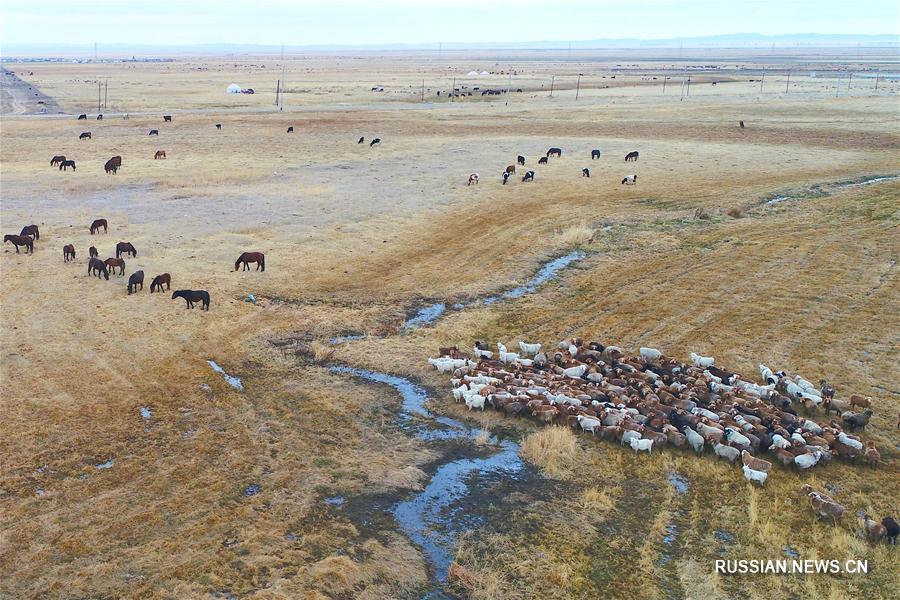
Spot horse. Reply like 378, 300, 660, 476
127, 270, 144, 294
358, 136, 365, 144
172, 289, 210, 310
370, 138, 381, 146
622, 175, 637, 185
522, 171, 535, 182
467, 173, 480, 186
20, 225, 39, 240
235, 251, 265, 272
150, 273, 171, 293
4, 234, 34, 254
59, 160, 76, 171
50, 155, 66, 166
104, 156, 122, 174
154, 150, 166, 160
538, 156, 548, 165
96, 114, 103, 120
149, 129, 159, 136
215, 124, 222, 130
625, 151, 639, 162
79, 132, 91, 140
502, 171, 510, 185
505, 165, 516, 175
104, 257, 126, 276
546, 147, 562, 158
63, 244, 76, 262
287, 126, 294, 133
517, 155, 525, 166
77, 114, 87, 120
739, 121, 745, 129
88, 257, 109, 279
582, 168, 590, 177
163, 115, 172, 122
591, 149, 601, 160
89, 246, 98, 258
116, 242, 137, 258
90, 219, 108, 234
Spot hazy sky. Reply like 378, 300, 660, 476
2, 0, 898, 46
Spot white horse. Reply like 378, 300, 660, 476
621, 175, 637, 185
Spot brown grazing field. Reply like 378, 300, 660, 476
1, 50, 898, 599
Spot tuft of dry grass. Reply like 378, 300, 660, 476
519, 426, 581, 479
308, 340, 337, 364
556, 221, 594, 248
726, 206, 745, 218
581, 487, 615, 513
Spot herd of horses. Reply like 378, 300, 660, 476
473, 148, 640, 187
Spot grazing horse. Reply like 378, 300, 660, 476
150, 273, 171, 293
88, 257, 109, 279
591, 149, 601, 160
77, 114, 87, 120
357, 136, 365, 144
89, 246, 98, 258
215, 124, 222, 130
154, 150, 166, 160
63, 244, 76, 262
547, 147, 562, 158
116, 242, 137, 258
149, 129, 159, 136
739, 120, 745, 129
582, 168, 590, 177
370, 138, 381, 146
287, 126, 294, 133
517, 155, 525, 166
20, 225, 39, 240
502, 171, 510, 185
235, 251, 265, 272
96, 114, 103, 120
522, 170, 535, 182
104, 257, 126, 276
90, 219, 108, 234
172, 289, 210, 310
59, 160, 76, 171
50, 155, 66, 166
127, 271, 144, 294
104, 155, 122, 174
79, 132, 91, 140
505, 165, 516, 175
538, 156, 548, 165
4, 235, 34, 254
625, 151, 639, 162
467, 173, 480, 186
622, 175, 637, 185
163, 115, 172, 122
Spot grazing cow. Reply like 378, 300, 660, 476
287, 126, 294, 133
96, 114, 103, 120
154, 150, 166, 160
127, 270, 144, 294
163, 115, 172, 122
50, 155, 66, 166
116, 242, 137, 258
89, 246, 98, 258
215, 124, 222, 130
150, 273, 171, 293
104, 156, 122, 174
517, 155, 525, 166
370, 138, 381, 146
90, 219, 108, 234
104, 257, 126, 276
591, 149, 601, 159
79, 132, 91, 140
502, 172, 510, 185
63, 244, 76, 262
172, 289, 210, 310
4, 235, 34, 254
625, 151, 639, 162
582, 168, 590, 178
739, 121, 745, 129
59, 160, 76, 171
467, 173, 479, 186
538, 156, 548, 165
358, 136, 365, 144
546, 147, 562, 158
505, 165, 516, 175
87, 257, 109, 279
522, 170, 534, 182
149, 129, 159, 136
20, 225, 39, 240
235, 251, 265, 271
622, 175, 637, 185
77, 114, 87, 120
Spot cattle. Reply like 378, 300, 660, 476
163, 115, 172, 122
370, 138, 381, 146
287, 126, 294, 133
149, 129, 159, 136
104, 156, 122, 174
502, 172, 510, 185
625, 151, 639, 162
538, 156, 548, 165
77, 114, 87, 120
591, 149, 601, 160
546, 147, 562, 158
522, 171, 535, 182
79, 132, 91, 140
215, 124, 222, 130
467, 173, 479, 186
582, 168, 590, 177
517, 155, 525, 166
621, 175, 637, 185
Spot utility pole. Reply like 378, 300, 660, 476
575, 73, 581, 100
785, 71, 790, 94
760, 70, 765, 93
421, 79, 425, 103
450, 77, 455, 102
97, 81, 101, 112
680, 76, 686, 100
847, 72, 852, 92
875, 73, 880, 91
662, 76, 666, 94
505, 66, 512, 106
686, 75, 690, 97
549, 75, 555, 98
280, 61, 286, 111
104, 79, 108, 108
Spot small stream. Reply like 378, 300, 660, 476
330, 366, 528, 594
763, 174, 898, 206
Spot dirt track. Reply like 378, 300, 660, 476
1, 68, 61, 115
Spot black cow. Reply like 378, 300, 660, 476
522, 170, 534, 182
149, 129, 159, 136
517, 155, 525, 166
591, 149, 601, 159
79, 132, 91, 140
582, 168, 590, 178
370, 138, 381, 146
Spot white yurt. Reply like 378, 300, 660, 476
467, 70, 479, 77
226, 83, 242, 94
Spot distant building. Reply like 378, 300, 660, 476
227, 83, 241, 94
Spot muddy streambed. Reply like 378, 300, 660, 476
762, 174, 898, 206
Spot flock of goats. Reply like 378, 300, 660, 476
467, 148, 639, 186
427, 338, 897, 541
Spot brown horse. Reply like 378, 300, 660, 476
4, 234, 34, 254
90, 219, 108, 234
88, 257, 109, 279
154, 150, 166, 160
104, 257, 126, 275
505, 165, 516, 175
235, 251, 265, 272
20, 225, 39, 240
128, 270, 144, 294
116, 242, 137, 258
150, 273, 171, 293
89, 246, 98, 258
104, 156, 122, 174
50, 155, 66, 166
63, 244, 76, 262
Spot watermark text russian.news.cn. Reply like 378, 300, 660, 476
716, 559, 869, 575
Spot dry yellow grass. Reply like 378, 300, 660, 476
520, 426, 582, 478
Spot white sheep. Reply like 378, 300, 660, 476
428, 357, 466, 372
769, 434, 791, 450
690, 352, 715, 368
514, 357, 534, 367
758, 364, 778, 385
576, 415, 602, 435
621, 430, 642, 446
793, 375, 817, 392
630, 437, 653, 454
684, 427, 705, 453
794, 450, 822, 469
639, 347, 662, 363
452, 384, 469, 402
464, 394, 486, 411
837, 432, 863, 450
742, 464, 768, 486
800, 419, 823, 435
472, 346, 493, 359
500, 350, 520, 363
563, 364, 588, 379
714, 442, 741, 463
724, 427, 750, 448
518, 341, 542, 356
691, 407, 720, 421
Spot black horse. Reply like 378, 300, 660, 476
538, 157, 548, 165
357, 136, 364, 144
4, 234, 34, 254
116, 241, 137, 258
287, 126, 294, 133
20, 225, 40, 240
77, 114, 87, 120
59, 160, 76, 171
88, 257, 109, 279
370, 138, 381, 147
172, 289, 210, 310
149, 129, 159, 136
79, 132, 91, 140
128, 270, 144, 294
625, 151, 639, 162
163, 115, 172, 122
546, 147, 562, 158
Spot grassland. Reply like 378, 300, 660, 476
1, 51, 898, 599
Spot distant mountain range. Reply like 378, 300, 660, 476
3, 33, 898, 56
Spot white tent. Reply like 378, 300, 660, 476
226, 83, 242, 94
467, 70, 479, 77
